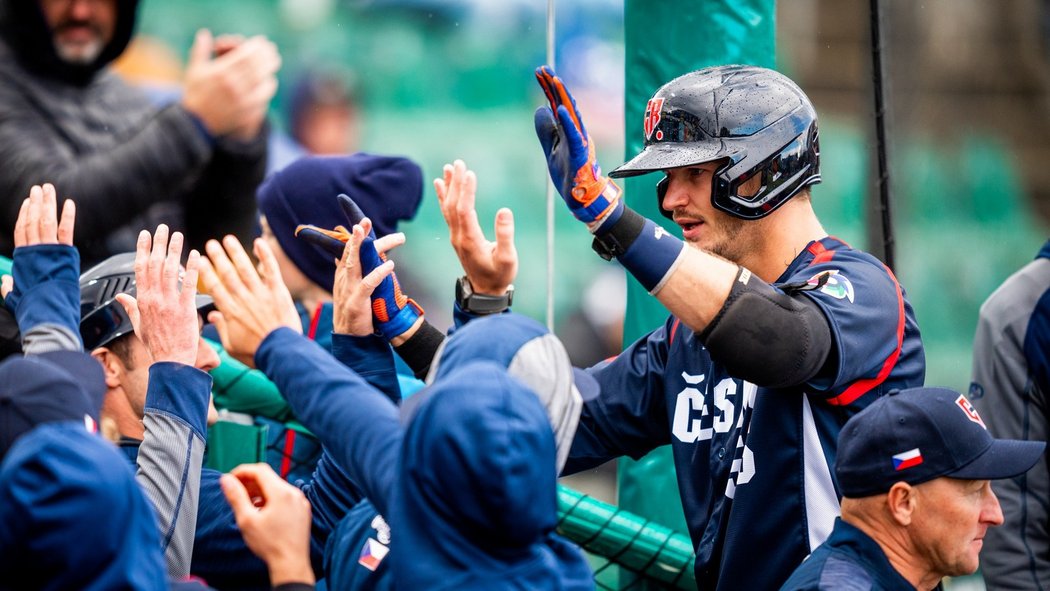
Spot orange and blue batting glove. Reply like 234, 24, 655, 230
534, 65, 623, 227
295, 194, 423, 341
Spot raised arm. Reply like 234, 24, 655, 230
113, 225, 212, 578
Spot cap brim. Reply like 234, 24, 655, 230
571, 367, 600, 402
609, 141, 729, 179
35, 351, 105, 420
951, 439, 1046, 481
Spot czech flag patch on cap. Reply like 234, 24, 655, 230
358, 537, 390, 572
892, 448, 923, 471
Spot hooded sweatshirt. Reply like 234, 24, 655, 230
0, 0, 266, 264
393, 361, 594, 590
0, 423, 169, 590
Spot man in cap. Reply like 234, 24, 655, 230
780, 386, 1045, 590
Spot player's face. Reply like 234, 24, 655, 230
259, 215, 314, 300
38, 0, 117, 65
909, 478, 1003, 578
661, 162, 752, 263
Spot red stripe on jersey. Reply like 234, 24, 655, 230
826, 263, 906, 406
280, 430, 297, 479
307, 301, 324, 340
669, 317, 681, 345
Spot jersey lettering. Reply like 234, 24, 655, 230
672, 372, 710, 443
725, 381, 758, 499
713, 378, 736, 433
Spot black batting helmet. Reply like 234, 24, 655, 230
79, 253, 214, 350
610, 65, 821, 220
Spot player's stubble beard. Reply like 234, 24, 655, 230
683, 213, 750, 265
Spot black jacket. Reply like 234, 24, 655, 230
0, 0, 266, 265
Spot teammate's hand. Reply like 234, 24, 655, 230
199, 236, 301, 367
220, 463, 314, 586
435, 160, 516, 295
113, 225, 202, 366
295, 194, 422, 341
534, 65, 622, 225
330, 217, 397, 337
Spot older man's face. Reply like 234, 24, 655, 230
38, 0, 117, 64
910, 478, 1004, 577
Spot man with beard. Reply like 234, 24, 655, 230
0, 0, 280, 266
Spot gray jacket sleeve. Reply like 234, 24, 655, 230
0, 82, 212, 244
136, 362, 213, 579
971, 257, 1050, 591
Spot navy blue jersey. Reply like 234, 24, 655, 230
778, 518, 917, 590
566, 237, 925, 591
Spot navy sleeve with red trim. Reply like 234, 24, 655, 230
783, 241, 919, 406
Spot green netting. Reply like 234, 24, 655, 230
557, 486, 695, 590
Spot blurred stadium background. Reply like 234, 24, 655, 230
122, 1, 1050, 588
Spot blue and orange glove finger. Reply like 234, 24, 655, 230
534, 65, 622, 224
336, 194, 371, 236
535, 65, 587, 138
358, 236, 422, 340
294, 224, 353, 260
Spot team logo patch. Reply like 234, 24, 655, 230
644, 98, 665, 141
807, 270, 854, 303
892, 448, 923, 471
358, 537, 390, 572
955, 395, 987, 429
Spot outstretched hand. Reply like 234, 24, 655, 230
199, 236, 301, 367
534, 65, 622, 226
295, 193, 422, 341
435, 159, 517, 295
2, 183, 76, 300
221, 463, 314, 585
113, 225, 202, 366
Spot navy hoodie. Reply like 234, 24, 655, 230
0, 423, 168, 590
393, 361, 593, 590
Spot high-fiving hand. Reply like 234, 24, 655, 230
295, 194, 422, 341
435, 159, 517, 295
534, 65, 622, 226
113, 225, 203, 366
199, 236, 301, 367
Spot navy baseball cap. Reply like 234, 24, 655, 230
0, 351, 105, 461
836, 386, 1046, 497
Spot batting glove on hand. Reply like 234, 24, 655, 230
295, 194, 423, 341
534, 65, 622, 225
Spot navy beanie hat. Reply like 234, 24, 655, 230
256, 153, 424, 292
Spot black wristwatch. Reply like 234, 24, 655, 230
455, 276, 514, 315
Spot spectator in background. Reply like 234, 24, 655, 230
287, 70, 360, 155
969, 239, 1050, 590
780, 387, 1045, 591
0, 0, 281, 266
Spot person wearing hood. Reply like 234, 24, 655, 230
199, 235, 595, 590
0, 0, 280, 266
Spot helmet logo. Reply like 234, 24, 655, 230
644, 98, 665, 141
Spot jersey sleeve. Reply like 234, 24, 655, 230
787, 251, 907, 404
563, 320, 673, 475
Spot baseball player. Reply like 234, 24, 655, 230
525, 65, 927, 590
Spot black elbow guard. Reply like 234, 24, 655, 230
699, 268, 832, 388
